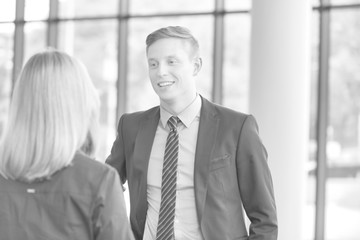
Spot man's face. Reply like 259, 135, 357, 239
147, 38, 200, 105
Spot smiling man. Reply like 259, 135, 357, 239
106, 26, 278, 240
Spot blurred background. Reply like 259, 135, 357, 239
0, 0, 359, 239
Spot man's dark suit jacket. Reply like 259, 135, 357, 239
106, 96, 278, 240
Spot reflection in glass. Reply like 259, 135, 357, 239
307, 10, 320, 240
58, 0, 118, 18
223, 14, 250, 112
24, 22, 47, 62
127, 16, 213, 113
24, 0, 49, 21
58, 20, 118, 161
0, 0, 15, 22
130, 0, 213, 14
225, 0, 251, 10
313, 0, 320, 7
326, 8, 360, 239
330, 0, 360, 5
0, 24, 14, 138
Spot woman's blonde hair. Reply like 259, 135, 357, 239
0, 49, 100, 182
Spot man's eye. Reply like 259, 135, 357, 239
149, 62, 158, 68
168, 59, 178, 65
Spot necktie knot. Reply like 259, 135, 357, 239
168, 116, 179, 132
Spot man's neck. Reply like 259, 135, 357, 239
160, 93, 198, 116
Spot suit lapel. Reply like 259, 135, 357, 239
131, 101, 219, 228
133, 107, 160, 228
194, 97, 219, 223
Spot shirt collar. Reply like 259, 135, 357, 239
160, 94, 201, 129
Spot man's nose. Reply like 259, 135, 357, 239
157, 63, 168, 76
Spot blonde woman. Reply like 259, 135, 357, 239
0, 49, 134, 240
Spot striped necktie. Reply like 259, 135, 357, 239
156, 116, 180, 240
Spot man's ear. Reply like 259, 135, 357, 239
193, 57, 202, 76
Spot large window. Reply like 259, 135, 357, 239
0, 0, 250, 162
309, 0, 360, 239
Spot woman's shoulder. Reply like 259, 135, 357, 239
56, 152, 118, 189
71, 152, 117, 175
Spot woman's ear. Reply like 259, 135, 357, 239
193, 57, 202, 76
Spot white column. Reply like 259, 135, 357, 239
249, 1, 311, 240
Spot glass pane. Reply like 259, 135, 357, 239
24, 22, 47, 62
225, 0, 251, 10
0, 0, 15, 22
223, 14, 250, 112
59, 0, 118, 18
313, 0, 320, 7
58, 20, 118, 161
0, 23, 14, 137
306, 10, 320, 240
128, 16, 213, 113
330, 0, 360, 4
326, 8, 360, 239
130, 0, 214, 14
25, 0, 49, 21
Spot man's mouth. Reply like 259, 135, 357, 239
158, 81, 175, 87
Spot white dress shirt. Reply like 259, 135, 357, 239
143, 95, 204, 240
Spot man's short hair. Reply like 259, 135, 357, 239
145, 26, 200, 57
